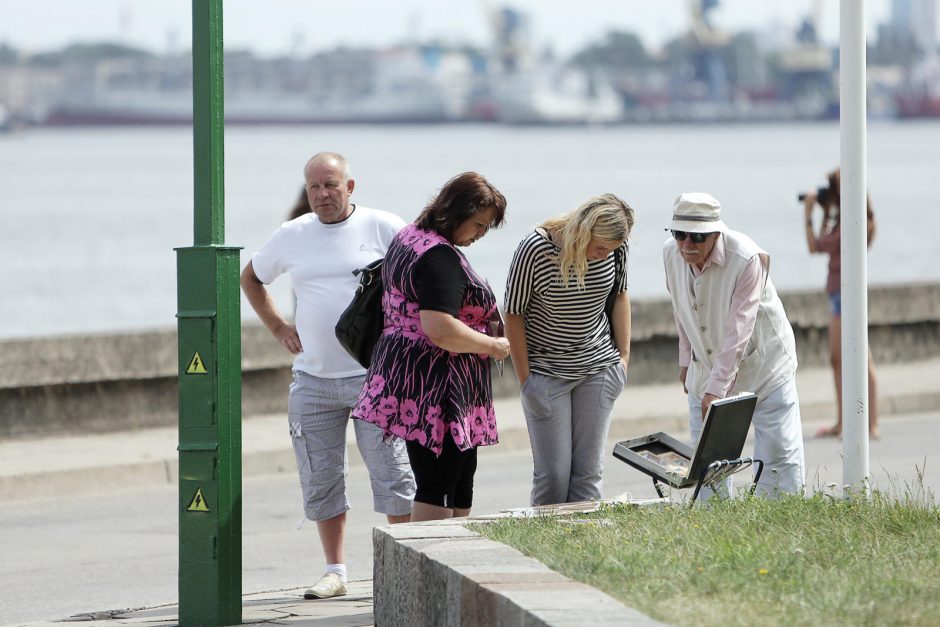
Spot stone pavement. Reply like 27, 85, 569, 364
4, 358, 938, 502
19, 580, 376, 627
4, 358, 939, 626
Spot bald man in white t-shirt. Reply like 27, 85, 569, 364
241, 152, 415, 600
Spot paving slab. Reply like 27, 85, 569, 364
4, 359, 940, 626
3, 358, 938, 501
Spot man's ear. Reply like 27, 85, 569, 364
347, 179, 355, 195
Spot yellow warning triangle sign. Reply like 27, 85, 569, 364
186, 352, 208, 374
187, 488, 210, 512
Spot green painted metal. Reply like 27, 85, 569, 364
176, 1, 243, 625
192, 0, 225, 247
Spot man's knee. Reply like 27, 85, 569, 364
292, 425, 350, 521
302, 483, 349, 521
358, 429, 415, 514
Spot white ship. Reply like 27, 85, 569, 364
43, 48, 461, 126
492, 65, 623, 125
896, 54, 940, 119
481, 5, 624, 125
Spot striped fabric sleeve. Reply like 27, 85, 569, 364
502, 230, 622, 378
615, 241, 629, 293
503, 232, 540, 315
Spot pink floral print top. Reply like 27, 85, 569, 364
351, 224, 499, 455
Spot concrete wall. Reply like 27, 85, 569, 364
372, 523, 662, 626
0, 327, 291, 439
627, 281, 940, 386
2, 282, 938, 439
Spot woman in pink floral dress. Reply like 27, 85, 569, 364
352, 172, 509, 521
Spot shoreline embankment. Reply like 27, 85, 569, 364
2, 282, 938, 440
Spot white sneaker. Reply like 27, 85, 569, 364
304, 572, 347, 599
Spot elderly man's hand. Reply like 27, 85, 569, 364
701, 393, 720, 420
679, 367, 688, 394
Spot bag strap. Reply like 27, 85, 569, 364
352, 258, 384, 284
610, 245, 624, 298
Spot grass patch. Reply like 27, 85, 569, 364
473, 490, 940, 626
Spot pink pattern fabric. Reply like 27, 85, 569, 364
352, 224, 499, 455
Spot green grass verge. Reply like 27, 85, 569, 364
473, 491, 940, 626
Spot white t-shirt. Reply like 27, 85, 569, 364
251, 205, 406, 378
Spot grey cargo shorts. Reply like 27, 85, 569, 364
288, 370, 415, 521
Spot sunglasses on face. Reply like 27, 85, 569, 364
671, 230, 712, 244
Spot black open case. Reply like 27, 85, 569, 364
613, 393, 764, 503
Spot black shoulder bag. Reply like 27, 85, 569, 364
604, 246, 625, 344
334, 258, 384, 368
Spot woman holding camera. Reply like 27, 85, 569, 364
803, 168, 879, 439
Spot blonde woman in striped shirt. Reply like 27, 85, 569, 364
504, 193, 634, 506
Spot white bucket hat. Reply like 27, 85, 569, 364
668, 192, 728, 234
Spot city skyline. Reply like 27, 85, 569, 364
2, 0, 901, 57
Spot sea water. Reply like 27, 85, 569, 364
1, 120, 938, 339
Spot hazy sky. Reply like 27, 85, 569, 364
2, 1, 896, 57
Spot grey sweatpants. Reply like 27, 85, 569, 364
520, 363, 626, 506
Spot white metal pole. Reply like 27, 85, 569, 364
839, 0, 870, 496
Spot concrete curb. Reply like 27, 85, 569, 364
373, 520, 665, 626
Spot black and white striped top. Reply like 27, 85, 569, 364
504, 229, 628, 379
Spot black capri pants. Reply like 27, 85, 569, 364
405, 434, 477, 509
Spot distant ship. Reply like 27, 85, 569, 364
480, 5, 623, 125
42, 48, 460, 126
896, 92, 940, 118
491, 65, 623, 125
895, 56, 940, 119
43, 83, 453, 126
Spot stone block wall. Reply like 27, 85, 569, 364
1, 282, 937, 439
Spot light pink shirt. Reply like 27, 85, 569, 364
672, 234, 767, 398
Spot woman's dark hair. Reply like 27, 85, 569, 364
414, 172, 507, 239
826, 169, 841, 208
287, 185, 312, 221
824, 168, 873, 229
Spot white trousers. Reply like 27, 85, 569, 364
688, 373, 805, 499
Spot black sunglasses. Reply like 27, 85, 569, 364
671, 230, 712, 244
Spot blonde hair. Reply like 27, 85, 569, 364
540, 193, 635, 289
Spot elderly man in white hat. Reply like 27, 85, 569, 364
663, 192, 805, 497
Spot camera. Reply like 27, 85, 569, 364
798, 186, 830, 206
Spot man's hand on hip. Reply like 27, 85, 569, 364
273, 323, 302, 355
